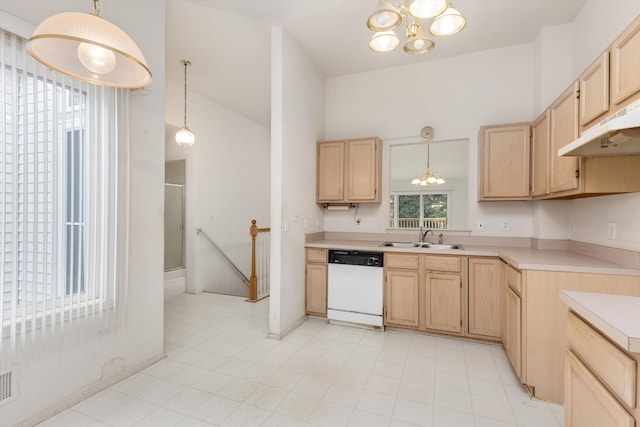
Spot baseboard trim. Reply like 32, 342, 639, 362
267, 316, 306, 340
17, 352, 167, 427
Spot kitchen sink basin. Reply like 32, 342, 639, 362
422, 243, 464, 250
380, 242, 420, 248
380, 242, 464, 250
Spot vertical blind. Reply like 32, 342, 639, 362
0, 28, 129, 349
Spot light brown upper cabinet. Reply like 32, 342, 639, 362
316, 137, 381, 204
610, 15, 640, 109
531, 110, 550, 197
478, 123, 531, 200
579, 52, 609, 130
549, 82, 580, 194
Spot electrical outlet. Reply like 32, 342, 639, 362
608, 222, 616, 240
477, 220, 484, 231
502, 221, 510, 231
569, 220, 575, 233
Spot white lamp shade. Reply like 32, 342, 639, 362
369, 30, 400, 52
404, 25, 435, 54
408, 0, 448, 19
430, 3, 467, 37
27, 12, 152, 88
366, 2, 402, 32
176, 126, 195, 147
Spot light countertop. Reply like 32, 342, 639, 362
305, 240, 640, 276
561, 291, 640, 353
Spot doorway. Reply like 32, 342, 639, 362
164, 160, 186, 272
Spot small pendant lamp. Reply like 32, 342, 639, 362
175, 60, 195, 147
27, 0, 152, 89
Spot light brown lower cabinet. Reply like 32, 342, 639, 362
385, 268, 420, 328
504, 286, 522, 379
305, 248, 327, 316
468, 258, 502, 339
564, 311, 638, 427
424, 273, 461, 333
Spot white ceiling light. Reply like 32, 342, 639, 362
27, 0, 152, 89
367, 0, 466, 54
176, 60, 195, 148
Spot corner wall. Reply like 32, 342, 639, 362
270, 27, 325, 337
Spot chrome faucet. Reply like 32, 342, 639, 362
438, 233, 443, 245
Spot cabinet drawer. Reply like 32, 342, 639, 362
385, 253, 419, 270
425, 255, 460, 272
505, 264, 522, 294
567, 311, 637, 408
306, 248, 327, 263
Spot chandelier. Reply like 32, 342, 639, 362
27, 0, 152, 88
175, 60, 195, 147
411, 144, 445, 186
367, 0, 466, 54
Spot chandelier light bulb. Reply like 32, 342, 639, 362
77, 42, 116, 75
176, 126, 195, 147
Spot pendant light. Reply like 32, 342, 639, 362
176, 60, 195, 147
27, 0, 152, 88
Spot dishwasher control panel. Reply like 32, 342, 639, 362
328, 250, 384, 267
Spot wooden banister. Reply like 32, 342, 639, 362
249, 219, 271, 302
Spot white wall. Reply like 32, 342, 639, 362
270, 27, 325, 337
325, 44, 537, 236
165, 80, 271, 296
0, 2, 167, 425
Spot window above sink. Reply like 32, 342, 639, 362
389, 139, 469, 231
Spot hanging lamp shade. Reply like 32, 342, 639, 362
408, 0, 448, 19
404, 24, 435, 54
366, 1, 402, 32
27, 11, 152, 88
429, 2, 467, 37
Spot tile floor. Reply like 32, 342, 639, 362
38, 279, 564, 427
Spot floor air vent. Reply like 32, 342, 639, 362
0, 367, 17, 406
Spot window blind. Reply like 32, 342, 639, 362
0, 28, 129, 350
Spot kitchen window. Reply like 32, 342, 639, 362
389, 192, 449, 229
0, 28, 129, 343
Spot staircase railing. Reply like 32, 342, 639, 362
196, 228, 250, 287
249, 220, 271, 302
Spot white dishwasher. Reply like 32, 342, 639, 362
327, 249, 384, 329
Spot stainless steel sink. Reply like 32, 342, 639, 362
422, 243, 464, 250
380, 242, 420, 248
380, 242, 464, 250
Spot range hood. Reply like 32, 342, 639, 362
559, 99, 640, 157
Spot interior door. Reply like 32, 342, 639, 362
164, 184, 184, 271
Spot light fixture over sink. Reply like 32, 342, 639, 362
367, 0, 466, 54
27, 0, 152, 88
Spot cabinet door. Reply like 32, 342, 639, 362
505, 286, 522, 379
565, 351, 634, 427
468, 258, 501, 338
611, 15, 640, 107
317, 141, 345, 202
305, 263, 327, 316
347, 138, 380, 202
425, 273, 462, 334
385, 269, 420, 328
531, 110, 550, 197
479, 124, 531, 199
579, 52, 610, 128
549, 82, 580, 193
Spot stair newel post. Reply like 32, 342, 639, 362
249, 219, 258, 301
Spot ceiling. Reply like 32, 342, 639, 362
1, 0, 586, 127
